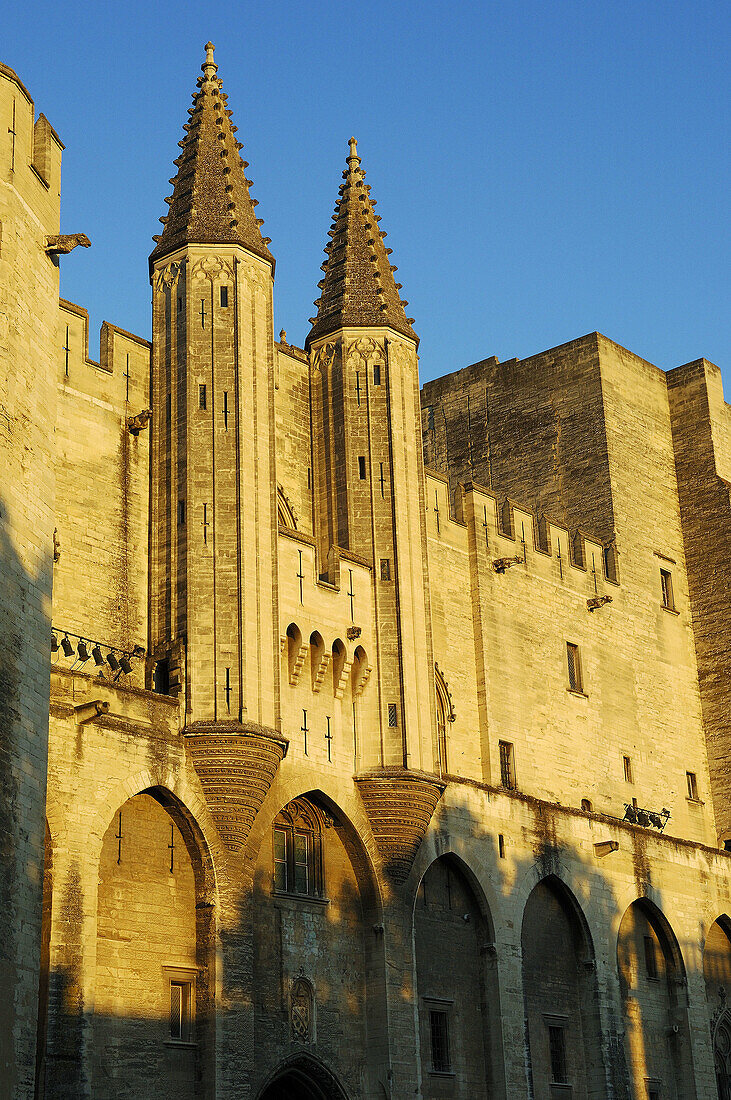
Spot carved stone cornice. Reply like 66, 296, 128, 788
185, 721, 288, 852
355, 767, 446, 884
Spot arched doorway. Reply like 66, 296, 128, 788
258, 1054, 349, 1099
521, 875, 604, 1098
703, 917, 731, 1099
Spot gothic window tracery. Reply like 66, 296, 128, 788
273, 799, 325, 898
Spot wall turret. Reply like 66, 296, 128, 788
149, 44, 280, 751
306, 139, 436, 777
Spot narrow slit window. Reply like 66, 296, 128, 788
178, 500, 186, 526
166, 393, 171, 424
429, 1010, 451, 1073
177, 296, 183, 314
358, 455, 367, 480
380, 558, 391, 581
220, 285, 229, 307
623, 755, 633, 783
644, 934, 658, 979
660, 569, 675, 610
548, 1024, 568, 1084
199, 383, 207, 409
388, 703, 398, 727
373, 364, 381, 386
498, 833, 505, 859
686, 771, 698, 800
499, 740, 515, 790
567, 642, 583, 692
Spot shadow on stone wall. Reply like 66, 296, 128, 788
34, 764, 731, 1099
0, 492, 54, 1098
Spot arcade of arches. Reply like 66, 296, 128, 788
34, 791, 731, 1099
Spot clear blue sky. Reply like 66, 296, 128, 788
5, 0, 729, 384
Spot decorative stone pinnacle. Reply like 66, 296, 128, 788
202, 42, 217, 78
348, 136, 360, 168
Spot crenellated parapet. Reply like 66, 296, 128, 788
355, 768, 446, 884
426, 470, 620, 589
185, 722, 288, 853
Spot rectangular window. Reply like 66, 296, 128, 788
373, 364, 381, 386
220, 285, 229, 308
686, 771, 698, 800
388, 703, 398, 727
647, 1088, 661, 1100
170, 980, 192, 1042
567, 642, 583, 692
178, 500, 186, 526
623, 755, 633, 783
380, 558, 391, 581
548, 1024, 568, 1084
358, 455, 367, 480
199, 383, 207, 409
429, 1010, 451, 1072
273, 826, 288, 892
660, 569, 674, 610
294, 832, 309, 894
499, 740, 515, 790
644, 934, 658, 979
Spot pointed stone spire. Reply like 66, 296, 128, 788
150, 42, 274, 269
306, 138, 417, 349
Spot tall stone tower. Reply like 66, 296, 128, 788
149, 45, 285, 850
0, 62, 64, 1097
306, 139, 436, 774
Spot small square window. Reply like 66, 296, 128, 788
170, 979, 192, 1042
567, 642, 583, 692
686, 771, 698, 800
199, 383, 207, 410
380, 558, 391, 581
429, 1009, 451, 1073
647, 1087, 661, 1100
644, 934, 658, 979
548, 1024, 568, 1084
358, 456, 367, 480
623, 755, 633, 784
660, 569, 674, 610
220, 285, 229, 308
388, 703, 398, 727
499, 740, 516, 790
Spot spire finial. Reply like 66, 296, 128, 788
347, 136, 361, 171
202, 42, 217, 79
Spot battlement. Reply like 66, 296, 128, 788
58, 299, 149, 413
425, 468, 619, 588
1, 62, 63, 227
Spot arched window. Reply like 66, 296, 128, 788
286, 623, 302, 684
273, 799, 324, 898
331, 639, 346, 697
435, 665, 454, 776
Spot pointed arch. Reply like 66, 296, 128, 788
434, 663, 455, 776
277, 486, 298, 529
256, 1051, 350, 1100
522, 874, 605, 1096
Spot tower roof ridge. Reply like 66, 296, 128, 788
150, 42, 274, 271
306, 138, 417, 349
